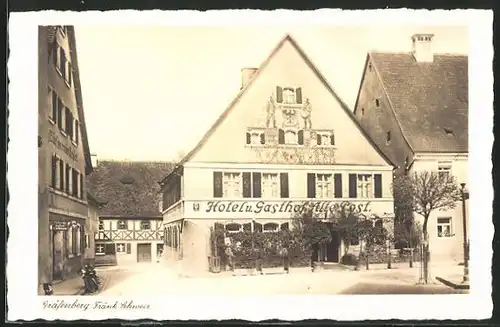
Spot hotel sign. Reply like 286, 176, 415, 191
48, 129, 78, 161
205, 200, 372, 215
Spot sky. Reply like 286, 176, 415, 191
74, 25, 468, 162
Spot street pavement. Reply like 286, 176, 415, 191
98, 262, 469, 296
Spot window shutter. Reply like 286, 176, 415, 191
65, 164, 71, 193
59, 159, 64, 190
348, 174, 357, 198
246, 132, 251, 144
317, 134, 321, 145
334, 173, 343, 198
213, 172, 223, 198
295, 87, 302, 104
51, 155, 58, 188
298, 130, 304, 145
126, 243, 131, 254
51, 91, 58, 121
57, 99, 63, 130
276, 86, 283, 103
330, 132, 335, 145
260, 133, 265, 145
252, 172, 261, 198
307, 173, 316, 198
242, 172, 252, 198
280, 173, 289, 198
278, 129, 285, 144
374, 174, 382, 198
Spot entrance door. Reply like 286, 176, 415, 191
326, 231, 340, 263
52, 230, 64, 280
137, 243, 152, 263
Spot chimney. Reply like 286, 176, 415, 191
90, 153, 98, 167
241, 68, 258, 89
411, 33, 434, 63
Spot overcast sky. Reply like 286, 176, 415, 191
74, 25, 468, 161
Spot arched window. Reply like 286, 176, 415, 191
117, 220, 127, 230
225, 223, 241, 233
263, 222, 279, 232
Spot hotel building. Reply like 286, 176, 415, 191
160, 34, 396, 274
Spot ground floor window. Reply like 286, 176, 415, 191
95, 243, 116, 255
116, 243, 126, 253
96, 243, 105, 255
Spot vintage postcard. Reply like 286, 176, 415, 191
7, 9, 493, 321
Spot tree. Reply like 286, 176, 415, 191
393, 171, 461, 283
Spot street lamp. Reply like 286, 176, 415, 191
460, 182, 469, 283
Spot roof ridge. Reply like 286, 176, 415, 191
369, 50, 468, 57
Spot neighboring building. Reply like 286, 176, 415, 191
160, 34, 396, 274
38, 26, 94, 292
86, 159, 174, 266
353, 33, 469, 262
85, 192, 106, 265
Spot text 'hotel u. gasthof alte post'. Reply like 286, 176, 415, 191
159, 34, 396, 274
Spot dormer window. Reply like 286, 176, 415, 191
276, 86, 303, 105
246, 129, 265, 145
316, 130, 335, 146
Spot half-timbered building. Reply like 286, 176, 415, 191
86, 158, 174, 266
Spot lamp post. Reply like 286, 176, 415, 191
460, 183, 469, 283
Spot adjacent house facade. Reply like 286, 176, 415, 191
353, 33, 469, 263
161, 34, 396, 274
86, 159, 174, 266
38, 26, 94, 292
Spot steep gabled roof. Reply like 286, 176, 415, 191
66, 26, 94, 175
86, 161, 175, 217
160, 34, 395, 184
368, 52, 468, 153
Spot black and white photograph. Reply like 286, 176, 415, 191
7, 9, 493, 321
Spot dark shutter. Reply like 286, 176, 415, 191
126, 243, 131, 254
307, 173, 316, 198
280, 173, 289, 198
295, 87, 302, 104
105, 243, 115, 255
65, 164, 71, 193
52, 91, 57, 121
59, 159, 64, 190
60, 50, 66, 76
260, 133, 265, 145
252, 172, 261, 198
317, 134, 322, 145
79, 173, 83, 198
348, 174, 357, 198
243, 172, 252, 198
57, 99, 63, 130
51, 155, 57, 188
246, 132, 251, 144
298, 130, 304, 145
278, 129, 285, 144
334, 173, 343, 198
276, 86, 283, 103
213, 172, 223, 198
330, 132, 335, 145
374, 174, 382, 198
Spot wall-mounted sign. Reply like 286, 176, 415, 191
48, 129, 78, 161
52, 221, 69, 231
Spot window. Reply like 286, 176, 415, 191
246, 130, 265, 145
71, 169, 78, 197
223, 172, 242, 198
117, 220, 128, 230
357, 174, 373, 199
280, 223, 289, 231
316, 131, 335, 146
386, 131, 391, 144
316, 174, 333, 198
282, 88, 296, 104
99, 220, 104, 230
65, 163, 72, 194
263, 222, 279, 232
65, 107, 73, 138
96, 243, 105, 255
437, 217, 452, 237
58, 159, 65, 190
262, 173, 279, 198
65, 60, 72, 86
225, 223, 241, 233
49, 87, 57, 123
57, 98, 64, 131
116, 243, 126, 253
285, 130, 297, 145
140, 220, 151, 230
438, 161, 452, 179
75, 225, 81, 255
375, 99, 380, 107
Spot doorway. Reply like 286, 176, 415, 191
52, 230, 64, 280
311, 230, 340, 263
137, 243, 152, 263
